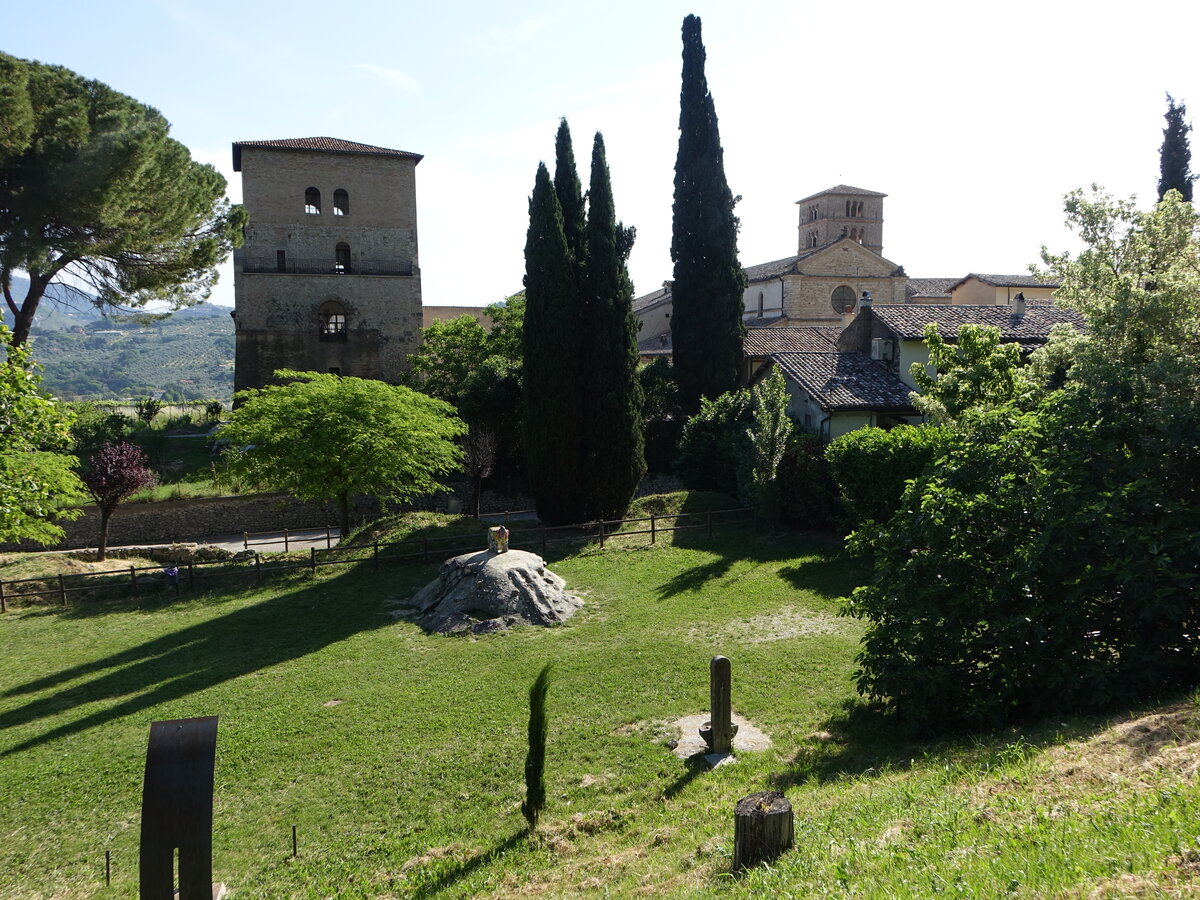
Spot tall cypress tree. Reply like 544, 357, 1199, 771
523, 162, 584, 523
554, 119, 587, 268
1159, 95, 1195, 202
670, 13, 747, 414
579, 132, 645, 520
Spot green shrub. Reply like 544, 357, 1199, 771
825, 424, 954, 528
675, 388, 752, 493
777, 430, 840, 529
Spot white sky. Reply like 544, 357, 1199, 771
7, 0, 1199, 308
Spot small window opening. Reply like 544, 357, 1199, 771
757, 291, 764, 317
333, 189, 349, 216
335, 242, 351, 274
276, 250, 286, 273
319, 300, 347, 341
807, 231, 819, 248
809, 204, 819, 222
305, 187, 321, 214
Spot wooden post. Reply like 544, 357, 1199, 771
57, 574, 67, 606
105, 849, 111, 886
326, 524, 332, 550
0, 580, 6, 613
283, 528, 289, 552
710, 656, 732, 754
599, 520, 606, 549
254, 553, 261, 584
651, 515, 657, 545
291, 824, 298, 858
732, 791, 793, 871
243, 532, 248, 550
130, 566, 137, 595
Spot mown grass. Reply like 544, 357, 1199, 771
2, 526, 1199, 899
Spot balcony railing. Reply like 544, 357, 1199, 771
240, 256, 414, 277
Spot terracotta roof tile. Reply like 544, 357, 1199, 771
744, 326, 839, 355
905, 277, 958, 300
869, 304, 1086, 343
773, 352, 916, 413
232, 137, 422, 170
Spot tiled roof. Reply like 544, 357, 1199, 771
772, 352, 916, 413
232, 137, 422, 170
744, 249, 819, 282
742, 314, 788, 327
637, 331, 673, 354
869, 304, 1086, 343
744, 326, 839, 355
633, 283, 672, 312
946, 273, 1061, 291
905, 277, 958, 300
796, 184, 888, 204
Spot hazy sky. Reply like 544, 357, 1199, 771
6, 0, 1199, 308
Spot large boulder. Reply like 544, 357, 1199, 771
411, 549, 583, 635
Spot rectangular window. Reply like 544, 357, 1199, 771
276, 250, 286, 273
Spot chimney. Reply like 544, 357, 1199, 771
1012, 291, 1026, 317
860, 290, 873, 309
840, 303, 855, 329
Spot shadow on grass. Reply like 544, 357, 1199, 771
767, 695, 1154, 792
410, 829, 529, 899
0, 565, 427, 756
661, 755, 708, 799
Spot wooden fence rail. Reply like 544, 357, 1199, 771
1, 508, 753, 610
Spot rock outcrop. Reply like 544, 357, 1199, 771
411, 549, 583, 635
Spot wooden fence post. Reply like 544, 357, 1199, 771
243, 532, 249, 550
326, 525, 332, 550
1, 580, 7, 613
651, 515, 657, 545
59, 574, 68, 606
130, 567, 137, 595
283, 528, 289, 552
599, 520, 606, 549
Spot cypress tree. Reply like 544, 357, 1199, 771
1158, 94, 1194, 202
579, 132, 646, 520
670, 13, 748, 414
554, 119, 587, 268
523, 162, 584, 523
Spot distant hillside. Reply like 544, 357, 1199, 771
25, 306, 235, 401
2, 275, 105, 332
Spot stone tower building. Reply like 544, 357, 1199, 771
231, 136, 424, 392
796, 185, 886, 255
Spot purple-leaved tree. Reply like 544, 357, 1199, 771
81, 442, 155, 560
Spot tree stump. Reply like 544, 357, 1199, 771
732, 790, 793, 871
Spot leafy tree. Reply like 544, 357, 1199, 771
743, 369, 793, 527
0, 52, 245, 346
406, 315, 490, 403
676, 387, 753, 493
1158, 94, 1195, 203
1, 326, 84, 544
484, 292, 526, 364
523, 162, 584, 524
521, 663, 553, 830
135, 396, 165, 425
461, 424, 498, 519
777, 430, 840, 529
639, 358, 684, 473
909, 323, 1032, 425
80, 441, 154, 560
222, 371, 464, 533
67, 402, 136, 460
204, 400, 224, 422
847, 188, 1200, 730
578, 132, 645, 520
670, 14, 747, 414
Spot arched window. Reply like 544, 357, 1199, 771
807, 231, 819, 248
319, 300, 347, 340
305, 187, 321, 214
333, 189, 349, 216
335, 242, 351, 274
831, 285, 856, 315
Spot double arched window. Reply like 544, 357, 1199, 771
333, 189, 349, 216
305, 187, 321, 214
319, 300, 347, 340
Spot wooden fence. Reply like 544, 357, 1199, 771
0, 508, 754, 611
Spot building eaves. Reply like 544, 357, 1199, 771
870, 304, 1086, 342
233, 136, 423, 171
772, 352, 916, 413
945, 272, 1062, 292
795, 184, 888, 205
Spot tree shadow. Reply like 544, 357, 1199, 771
0, 565, 424, 756
661, 754, 709, 799
409, 829, 529, 899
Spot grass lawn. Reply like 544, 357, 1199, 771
2, 525, 1200, 898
